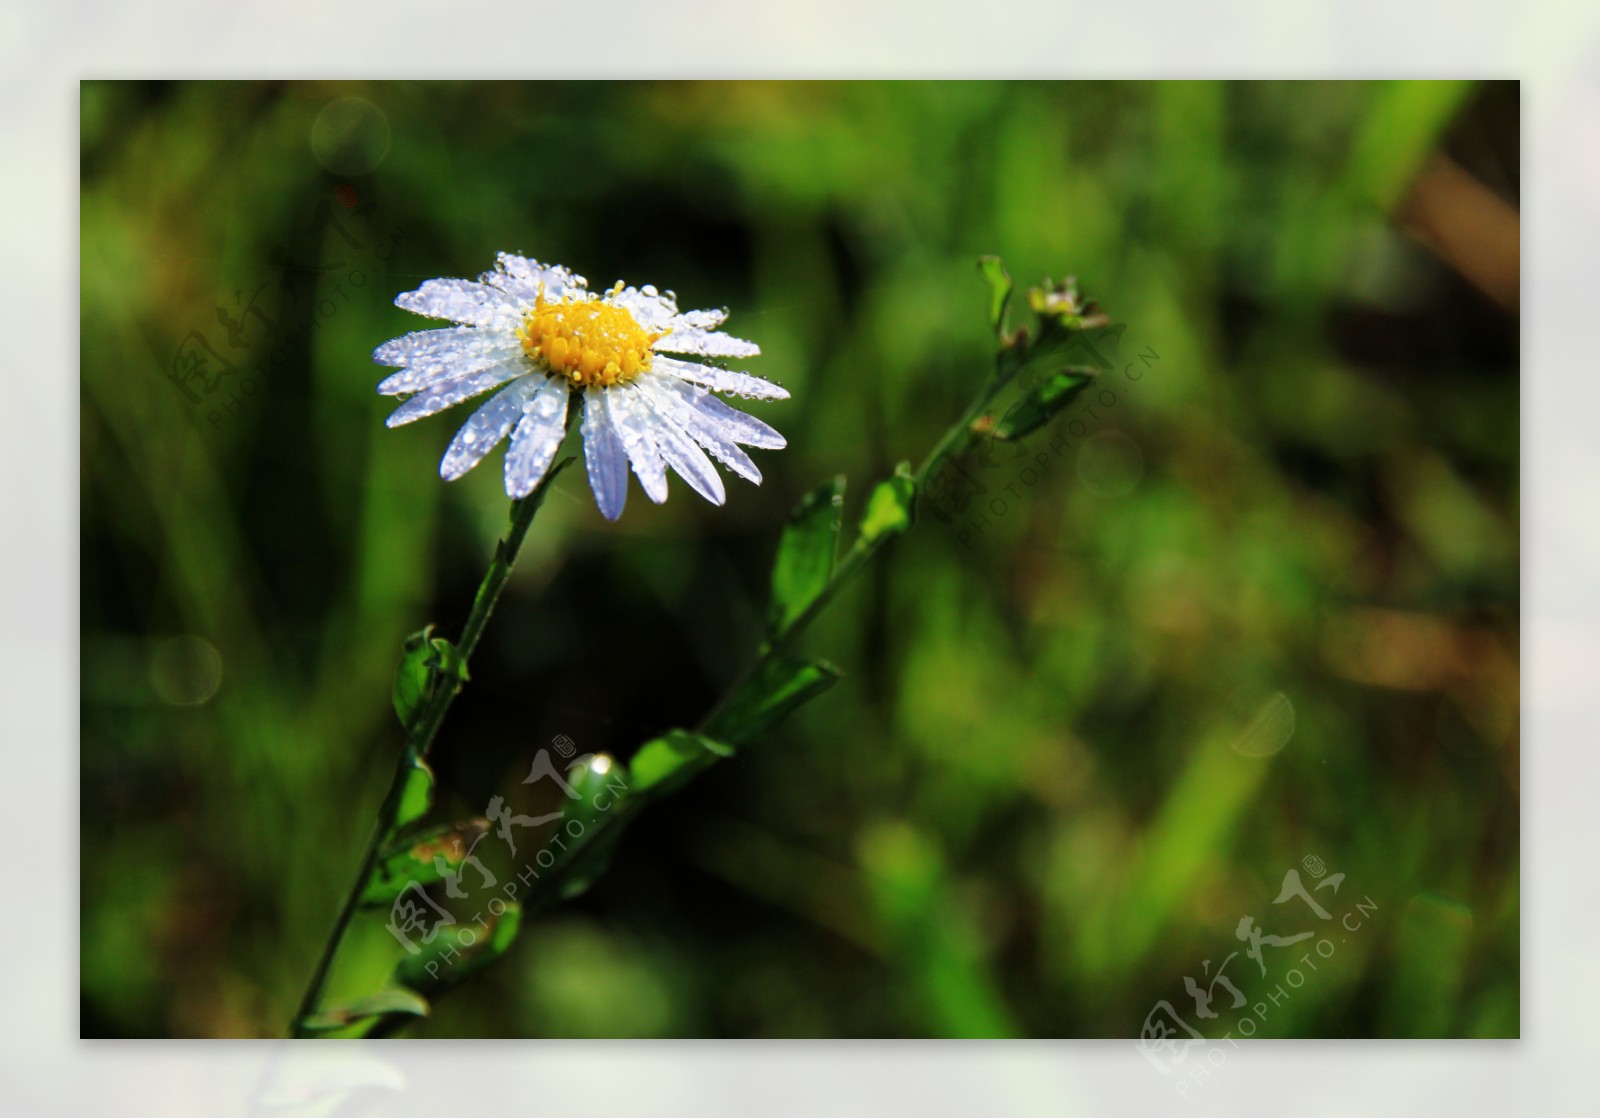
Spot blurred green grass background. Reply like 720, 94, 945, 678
79, 80, 1519, 1039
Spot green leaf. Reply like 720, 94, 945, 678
707, 657, 843, 746
859, 462, 916, 544
482, 900, 523, 962
630, 730, 734, 799
428, 637, 468, 686
992, 368, 1097, 441
769, 476, 845, 636
391, 625, 437, 731
391, 627, 469, 733
393, 760, 434, 829
359, 817, 492, 908
551, 754, 634, 899
394, 901, 523, 993
299, 987, 430, 1034
556, 753, 631, 828
978, 255, 1013, 337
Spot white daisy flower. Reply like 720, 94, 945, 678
374, 253, 788, 521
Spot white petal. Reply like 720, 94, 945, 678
497, 253, 578, 290
670, 309, 728, 332
608, 285, 679, 331
651, 355, 789, 401
635, 391, 726, 506
377, 335, 524, 396
637, 378, 761, 484
684, 422, 761, 484
386, 360, 531, 427
685, 389, 788, 450
654, 328, 761, 359
581, 389, 630, 521
604, 387, 670, 504
700, 438, 760, 484
396, 278, 518, 327
374, 326, 485, 368
439, 379, 538, 481
483, 254, 583, 304
504, 379, 571, 499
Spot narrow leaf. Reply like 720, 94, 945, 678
551, 754, 634, 899
360, 817, 492, 908
630, 730, 735, 799
391, 628, 469, 733
391, 625, 437, 731
978, 256, 1013, 337
859, 462, 916, 544
769, 476, 845, 636
992, 368, 1097, 441
393, 760, 435, 829
707, 657, 843, 747
428, 636, 468, 686
394, 901, 523, 993
299, 987, 430, 1033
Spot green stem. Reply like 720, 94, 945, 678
704, 357, 1012, 726
352, 357, 1019, 1038
291, 432, 577, 1038
578, 363, 1010, 873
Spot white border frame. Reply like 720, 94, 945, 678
13, 4, 1593, 1113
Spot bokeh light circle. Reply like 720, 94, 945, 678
310, 96, 390, 175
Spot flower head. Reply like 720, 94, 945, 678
374, 254, 788, 520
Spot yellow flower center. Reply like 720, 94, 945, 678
519, 289, 662, 388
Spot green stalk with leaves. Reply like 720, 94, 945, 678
292, 257, 1105, 1038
